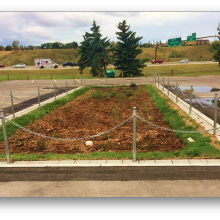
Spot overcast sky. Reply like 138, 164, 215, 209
0, 10, 220, 47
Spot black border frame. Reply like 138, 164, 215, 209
0, 4, 220, 215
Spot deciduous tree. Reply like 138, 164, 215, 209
213, 46, 220, 66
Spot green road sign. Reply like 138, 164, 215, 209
187, 33, 196, 45
168, 37, 182, 47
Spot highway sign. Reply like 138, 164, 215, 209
187, 33, 196, 45
168, 37, 182, 47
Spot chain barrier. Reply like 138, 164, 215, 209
136, 115, 220, 133
0, 93, 10, 108
5, 115, 133, 141
193, 91, 215, 109
12, 87, 38, 100
170, 84, 176, 90
39, 84, 54, 92
178, 85, 188, 96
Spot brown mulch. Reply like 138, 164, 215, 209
0, 86, 185, 154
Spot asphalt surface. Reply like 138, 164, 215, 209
1, 166, 220, 182
0, 61, 215, 70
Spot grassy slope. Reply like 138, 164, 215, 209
0, 45, 216, 66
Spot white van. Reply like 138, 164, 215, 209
34, 59, 58, 69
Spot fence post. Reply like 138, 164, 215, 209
131, 74, 132, 84
106, 75, 107, 85
214, 93, 218, 135
74, 76, 76, 91
66, 79, 68, 94
176, 81, 179, 103
133, 107, 137, 162
84, 76, 86, 86
167, 78, 170, 97
0, 109, 10, 164
54, 82, 56, 100
158, 75, 160, 88
189, 85, 193, 114
163, 76, 165, 91
10, 91, 15, 118
37, 86, 40, 107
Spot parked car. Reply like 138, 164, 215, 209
72, 62, 78, 66
151, 59, 164, 64
179, 59, 188, 63
0, 64, 5, 68
62, 62, 75, 67
13, 64, 26, 68
213, 59, 217, 62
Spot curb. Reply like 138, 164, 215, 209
1, 159, 220, 167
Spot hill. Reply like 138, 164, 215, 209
0, 45, 216, 66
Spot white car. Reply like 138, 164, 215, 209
13, 64, 26, 68
179, 59, 188, 63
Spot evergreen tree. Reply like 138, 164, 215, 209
111, 20, 146, 77
78, 20, 111, 78
78, 32, 93, 74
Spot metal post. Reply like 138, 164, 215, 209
0, 109, 10, 164
158, 75, 160, 88
74, 76, 76, 91
37, 86, 40, 107
66, 79, 68, 94
189, 85, 193, 114
131, 74, 132, 84
54, 82, 56, 100
163, 76, 165, 91
214, 93, 218, 135
10, 91, 15, 118
84, 76, 85, 86
176, 81, 179, 103
133, 107, 136, 162
167, 78, 170, 97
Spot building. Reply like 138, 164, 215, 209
196, 39, 210, 45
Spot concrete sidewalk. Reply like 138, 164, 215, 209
1, 159, 220, 167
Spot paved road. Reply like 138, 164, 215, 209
1, 167, 220, 197
0, 61, 216, 70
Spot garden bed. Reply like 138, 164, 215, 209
0, 85, 185, 154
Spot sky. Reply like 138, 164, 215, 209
1, 2, 220, 47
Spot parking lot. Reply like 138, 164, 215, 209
0, 75, 220, 115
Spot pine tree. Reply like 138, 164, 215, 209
78, 21, 111, 78
111, 20, 146, 77
78, 32, 92, 74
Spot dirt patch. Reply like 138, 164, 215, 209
0, 86, 185, 154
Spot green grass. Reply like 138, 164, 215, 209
0, 45, 217, 66
1, 63, 220, 82
1, 84, 220, 161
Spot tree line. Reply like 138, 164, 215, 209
0, 41, 79, 51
